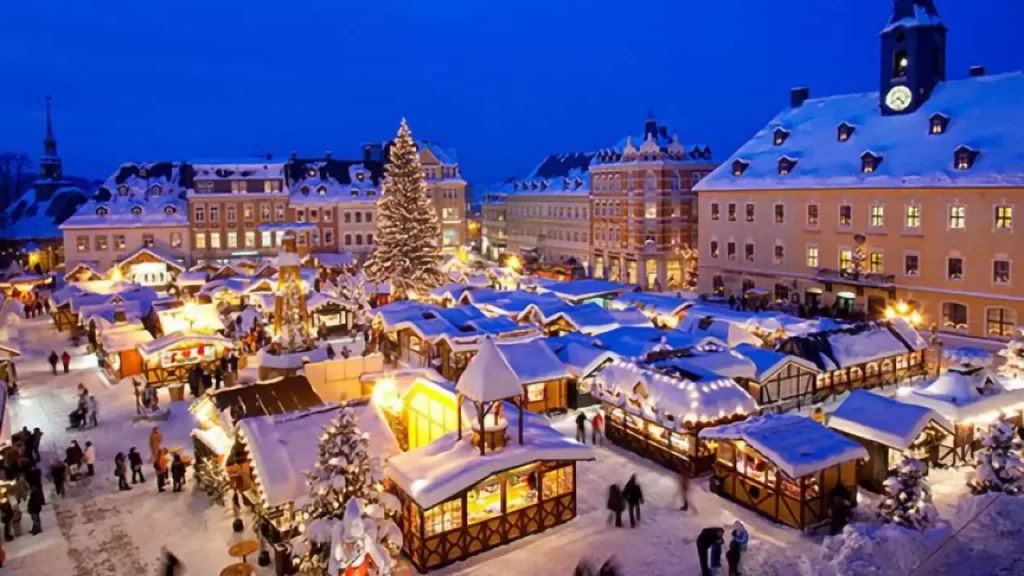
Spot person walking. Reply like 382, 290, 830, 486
149, 427, 163, 463
228, 352, 239, 375
575, 412, 587, 444
30, 428, 43, 462
622, 474, 644, 528
66, 440, 84, 480
21, 427, 36, 464
114, 452, 131, 491
61, 351, 71, 374
214, 365, 224, 391
201, 369, 213, 396
128, 447, 145, 484
49, 459, 67, 497
727, 521, 748, 576
27, 487, 44, 535
696, 527, 725, 576
326, 343, 336, 360
606, 483, 624, 528
48, 351, 58, 375
0, 498, 13, 542
155, 448, 170, 492
83, 441, 96, 476
591, 411, 604, 445
25, 465, 44, 506
170, 454, 186, 492
11, 476, 28, 507
679, 468, 696, 513
87, 395, 99, 427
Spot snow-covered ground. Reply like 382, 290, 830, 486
4, 314, 1023, 575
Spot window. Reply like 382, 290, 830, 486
194, 233, 206, 249
894, 49, 909, 77
324, 230, 333, 244
839, 204, 852, 227
870, 204, 884, 227
275, 231, 284, 246
987, 308, 1016, 338
947, 257, 963, 280
645, 201, 657, 219
150, 185, 162, 196
869, 252, 883, 273
311, 230, 319, 247
297, 233, 307, 247
774, 244, 785, 263
710, 240, 719, 258
76, 236, 89, 252
745, 203, 755, 223
261, 231, 271, 247
367, 233, 373, 244
243, 204, 254, 220
95, 206, 108, 216
995, 205, 1013, 230
942, 302, 968, 331
543, 466, 574, 500
296, 209, 306, 223
310, 208, 319, 222
344, 212, 351, 223
726, 241, 736, 261
744, 243, 755, 262
773, 128, 789, 146
778, 157, 796, 175
163, 205, 176, 216
526, 383, 545, 403
727, 203, 736, 222
317, 186, 327, 196
323, 209, 332, 223
806, 245, 819, 268
260, 204, 271, 221
227, 232, 237, 249
245, 231, 255, 248
774, 204, 785, 224
839, 249, 853, 272
930, 113, 949, 135
95, 235, 108, 251
904, 253, 920, 276
710, 203, 720, 221
142, 234, 154, 248
731, 160, 749, 177
948, 205, 965, 229
994, 260, 1011, 284
344, 234, 352, 246
837, 122, 855, 142
227, 205, 236, 222
170, 232, 181, 249
194, 206, 206, 222
807, 204, 819, 226
264, 179, 281, 193
355, 234, 362, 246
209, 206, 219, 222
114, 235, 125, 250
905, 204, 921, 228
275, 204, 285, 221
231, 180, 246, 194
954, 146, 977, 170
210, 233, 221, 249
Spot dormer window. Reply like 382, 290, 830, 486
773, 128, 790, 146
350, 188, 359, 197
163, 205, 177, 215
149, 185, 162, 196
731, 160, 749, 177
930, 113, 949, 135
701, 147, 712, 160
837, 123, 855, 142
317, 185, 327, 196
367, 189, 377, 197
130, 206, 143, 216
861, 152, 882, 174
954, 146, 978, 170
117, 185, 129, 196
356, 172, 365, 182
301, 185, 310, 196
306, 169, 316, 178
139, 168, 149, 178
778, 157, 797, 176
95, 206, 109, 216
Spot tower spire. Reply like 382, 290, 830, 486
44, 96, 57, 157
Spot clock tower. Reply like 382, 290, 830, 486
880, 0, 946, 115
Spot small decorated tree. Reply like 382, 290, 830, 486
291, 406, 402, 573
997, 330, 1024, 382
193, 455, 230, 506
878, 456, 938, 530
970, 419, 1023, 495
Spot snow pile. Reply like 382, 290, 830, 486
818, 521, 950, 576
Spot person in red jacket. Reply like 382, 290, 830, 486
61, 350, 71, 373
591, 412, 604, 445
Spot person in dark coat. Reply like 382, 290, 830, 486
30, 428, 43, 462
606, 484, 624, 528
170, 454, 186, 492
49, 459, 67, 497
20, 427, 36, 463
575, 412, 587, 444
61, 351, 71, 373
187, 366, 200, 398
25, 465, 44, 505
1, 498, 13, 541
27, 487, 44, 535
697, 527, 725, 576
829, 485, 853, 536
48, 351, 59, 375
214, 365, 224, 390
114, 453, 131, 491
228, 352, 239, 374
128, 447, 145, 484
622, 474, 644, 528
201, 369, 212, 395
326, 343, 336, 360
219, 355, 229, 374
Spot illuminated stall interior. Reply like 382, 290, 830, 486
731, 344, 822, 413
828, 390, 952, 492
700, 414, 867, 529
112, 246, 185, 288
610, 292, 692, 329
136, 331, 234, 386
153, 300, 225, 335
99, 326, 153, 380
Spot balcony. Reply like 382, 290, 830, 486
815, 268, 895, 287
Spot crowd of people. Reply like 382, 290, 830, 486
2, 427, 51, 539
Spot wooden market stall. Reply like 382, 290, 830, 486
306, 292, 355, 337
99, 327, 153, 380
828, 390, 952, 492
898, 363, 1024, 466
593, 359, 759, 476
546, 338, 618, 410
458, 337, 571, 414
112, 246, 185, 289
136, 331, 234, 386
732, 343, 822, 413
386, 340, 594, 573
700, 413, 868, 529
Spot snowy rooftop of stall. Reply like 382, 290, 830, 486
900, 364, 1024, 422
99, 328, 154, 352
593, 326, 726, 360
386, 406, 594, 509
733, 344, 820, 381
828, 390, 950, 450
456, 337, 569, 403
537, 279, 631, 302
546, 303, 620, 334
137, 331, 234, 357
612, 293, 693, 316
549, 340, 619, 379
700, 414, 868, 478
778, 319, 926, 371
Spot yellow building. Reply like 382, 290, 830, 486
695, 1, 1024, 339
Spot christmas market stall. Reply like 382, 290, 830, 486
306, 292, 355, 337
152, 300, 225, 335
611, 292, 693, 329
433, 316, 538, 382
732, 344, 822, 412
828, 390, 952, 492
63, 262, 105, 284
111, 245, 185, 288
544, 335, 619, 409
776, 319, 929, 403
897, 363, 1024, 466
0, 262, 48, 302
386, 340, 594, 573
700, 414, 868, 529
459, 337, 571, 414
535, 279, 632, 307
98, 326, 153, 381
136, 331, 234, 387
593, 358, 758, 475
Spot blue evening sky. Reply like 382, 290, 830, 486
1, 0, 1021, 188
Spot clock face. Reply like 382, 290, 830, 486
885, 86, 913, 112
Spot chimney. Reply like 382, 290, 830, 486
969, 65, 985, 77
790, 87, 810, 108
325, 150, 332, 160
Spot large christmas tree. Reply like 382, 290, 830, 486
291, 406, 402, 574
970, 419, 1023, 495
878, 456, 938, 530
365, 119, 445, 300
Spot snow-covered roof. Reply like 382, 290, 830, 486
699, 414, 869, 478
115, 245, 185, 272
828, 390, 950, 450
777, 319, 927, 371
732, 343, 821, 381
677, 317, 764, 348
594, 360, 757, 431
537, 279, 631, 302
63, 162, 190, 230
900, 364, 1024, 423
1, 184, 89, 240
137, 331, 234, 357
428, 283, 477, 302
593, 326, 726, 360
308, 252, 354, 267
650, 349, 758, 381
612, 292, 694, 317
550, 340, 619, 380
386, 406, 594, 509
175, 270, 208, 286
456, 338, 532, 402
100, 329, 154, 353
607, 308, 653, 328
495, 338, 571, 384
882, 0, 942, 34
544, 303, 621, 335
695, 72, 1024, 192
240, 403, 399, 509
285, 158, 383, 205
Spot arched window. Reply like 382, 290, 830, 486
367, 233, 373, 244
131, 206, 143, 216
893, 50, 908, 78
118, 185, 129, 196
367, 189, 377, 197
351, 188, 359, 197
163, 205, 177, 215
344, 234, 352, 245
317, 186, 327, 196
355, 212, 362, 223
355, 234, 363, 246
96, 206, 109, 216
301, 185, 310, 196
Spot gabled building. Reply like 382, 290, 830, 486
695, 0, 1024, 339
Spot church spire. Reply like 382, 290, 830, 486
39, 96, 63, 182
879, 0, 946, 115
44, 96, 57, 158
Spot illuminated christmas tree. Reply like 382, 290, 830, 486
273, 232, 313, 352
878, 456, 937, 530
365, 119, 445, 300
970, 419, 1023, 496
